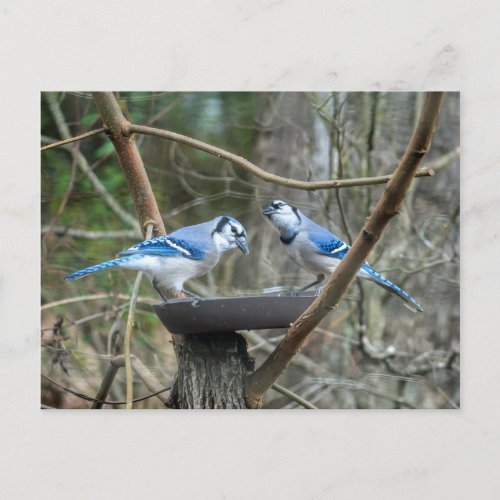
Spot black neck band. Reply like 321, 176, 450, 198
280, 232, 297, 245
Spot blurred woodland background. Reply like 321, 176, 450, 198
41, 92, 459, 409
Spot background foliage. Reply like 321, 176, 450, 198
41, 92, 459, 409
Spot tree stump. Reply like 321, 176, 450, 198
168, 332, 254, 409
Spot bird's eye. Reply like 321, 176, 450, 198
231, 226, 237, 233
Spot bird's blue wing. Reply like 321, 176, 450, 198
307, 223, 350, 259
313, 237, 350, 259
119, 236, 206, 260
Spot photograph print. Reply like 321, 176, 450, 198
41, 91, 459, 409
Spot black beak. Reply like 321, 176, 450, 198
262, 206, 275, 217
236, 237, 250, 255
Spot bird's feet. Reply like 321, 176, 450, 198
298, 274, 325, 293
181, 289, 202, 308
282, 286, 323, 297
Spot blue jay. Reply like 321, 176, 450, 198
262, 200, 423, 312
65, 216, 249, 300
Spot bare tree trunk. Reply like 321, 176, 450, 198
168, 333, 254, 409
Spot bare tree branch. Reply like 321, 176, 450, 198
123, 223, 153, 409
92, 313, 122, 409
245, 92, 445, 407
111, 355, 171, 406
44, 93, 140, 232
41, 373, 170, 407
311, 378, 416, 409
426, 147, 459, 172
271, 383, 318, 409
92, 92, 166, 237
128, 123, 434, 190
242, 330, 337, 379
41, 293, 155, 311
40, 127, 105, 151
42, 148, 79, 248
41, 225, 139, 239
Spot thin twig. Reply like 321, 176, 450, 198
128, 123, 434, 191
41, 373, 170, 406
271, 383, 318, 409
41, 226, 139, 240
432, 383, 459, 409
92, 314, 122, 409
124, 223, 154, 409
312, 378, 416, 409
112, 354, 172, 406
41, 293, 156, 311
42, 150, 79, 251
40, 127, 105, 151
384, 257, 452, 275
242, 330, 336, 379
427, 147, 459, 172
44, 93, 140, 232
57, 310, 111, 329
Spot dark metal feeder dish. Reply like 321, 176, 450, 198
153, 293, 316, 335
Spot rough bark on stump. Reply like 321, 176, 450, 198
168, 333, 254, 409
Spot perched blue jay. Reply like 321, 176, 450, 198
262, 200, 423, 312
65, 216, 249, 300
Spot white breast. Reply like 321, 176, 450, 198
120, 253, 220, 292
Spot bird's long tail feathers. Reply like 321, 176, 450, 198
64, 256, 134, 280
361, 264, 423, 313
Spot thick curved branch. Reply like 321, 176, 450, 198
245, 92, 445, 407
128, 123, 434, 190
92, 92, 166, 238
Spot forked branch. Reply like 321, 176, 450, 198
245, 92, 445, 408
